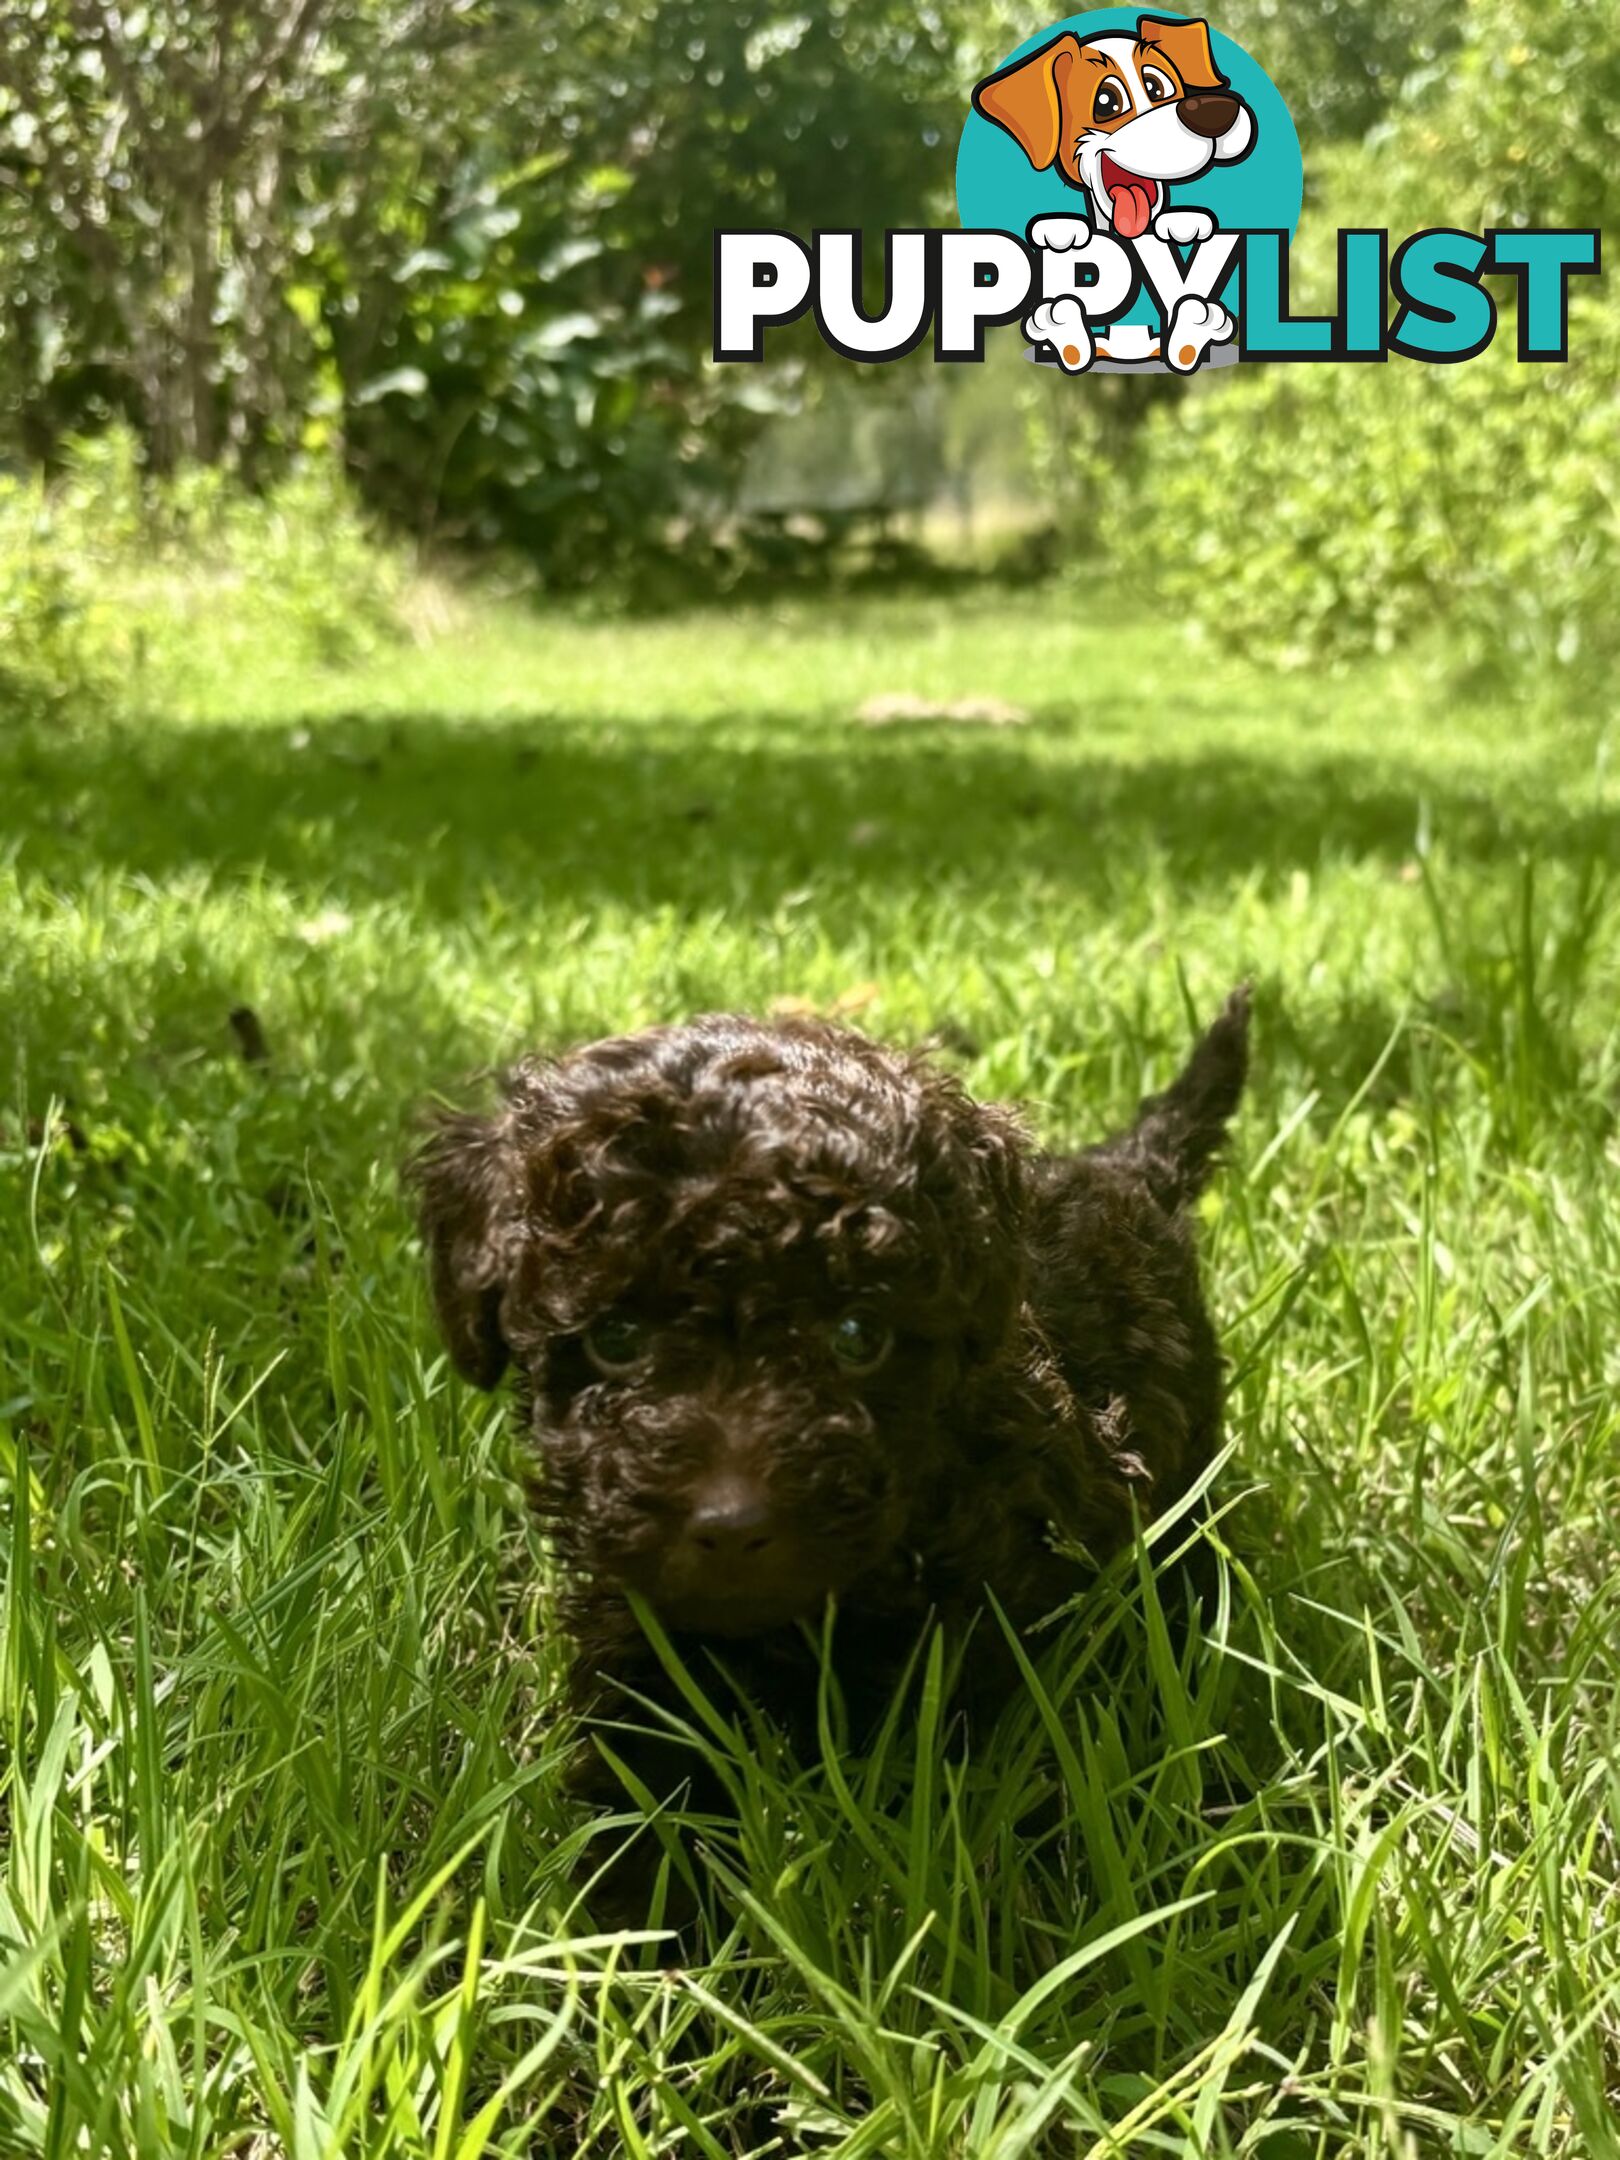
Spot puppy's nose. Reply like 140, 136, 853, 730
686, 1473, 777, 1557
1178, 92, 1240, 138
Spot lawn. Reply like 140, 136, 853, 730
2, 586, 1618, 2156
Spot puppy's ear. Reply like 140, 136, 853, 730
972, 34, 1082, 173
916, 1085, 1033, 1350
407, 1103, 526, 1388
1137, 15, 1226, 92
1098, 985, 1251, 1211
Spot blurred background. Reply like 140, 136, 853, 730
0, 0, 1613, 676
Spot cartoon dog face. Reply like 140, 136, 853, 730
973, 15, 1254, 237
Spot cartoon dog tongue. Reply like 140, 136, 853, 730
1102, 156, 1157, 239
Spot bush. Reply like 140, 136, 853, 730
1074, 0, 1618, 683
1097, 290, 1619, 678
1211, 0, 1456, 140
1377, 0, 1620, 237
0, 474, 115, 721
0, 432, 408, 722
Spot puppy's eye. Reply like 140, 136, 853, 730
827, 1312, 893, 1376
1092, 77, 1128, 122
1141, 66, 1176, 103
583, 1314, 649, 1376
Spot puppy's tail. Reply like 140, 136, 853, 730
1100, 984, 1252, 1211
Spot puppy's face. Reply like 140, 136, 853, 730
413, 1018, 1027, 1637
972, 15, 1254, 237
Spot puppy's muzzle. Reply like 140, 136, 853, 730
653, 1464, 821, 1634
684, 1468, 778, 1564
623, 1421, 886, 1635
1178, 92, 1241, 139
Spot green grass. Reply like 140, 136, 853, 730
2, 584, 1618, 2156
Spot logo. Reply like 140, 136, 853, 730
961, 11, 1294, 373
712, 10, 1600, 371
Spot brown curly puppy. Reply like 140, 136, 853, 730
410, 991, 1249, 1899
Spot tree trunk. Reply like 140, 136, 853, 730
184, 187, 221, 465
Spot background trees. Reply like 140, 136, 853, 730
0, 0, 965, 574
0, 0, 1614, 657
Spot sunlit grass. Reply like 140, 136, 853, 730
2, 586, 1618, 2154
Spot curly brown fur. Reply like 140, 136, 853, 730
409, 991, 1250, 1914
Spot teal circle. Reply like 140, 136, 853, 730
955, 10, 1302, 331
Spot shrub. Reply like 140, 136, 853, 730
1211, 0, 1456, 140
0, 431, 408, 723
1080, 0, 1618, 681
1096, 288, 1619, 678
1377, 0, 1620, 238
0, 473, 116, 721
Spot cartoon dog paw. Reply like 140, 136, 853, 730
1152, 207, 1216, 247
1164, 294, 1234, 372
1028, 216, 1092, 252
1025, 296, 1093, 372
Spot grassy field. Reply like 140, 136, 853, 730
2, 585, 1618, 2156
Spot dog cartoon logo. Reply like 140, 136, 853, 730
715, 15, 1599, 376
957, 8, 1300, 374
972, 17, 1253, 242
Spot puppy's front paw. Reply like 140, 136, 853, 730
573, 1824, 699, 1946
1164, 294, 1234, 372
1152, 207, 1215, 247
1024, 296, 1092, 373
1028, 215, 1092, 252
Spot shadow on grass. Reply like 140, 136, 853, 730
6, 705, 1613, 919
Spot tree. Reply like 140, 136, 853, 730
0, 0, 968, 576
0, 0, 451, 469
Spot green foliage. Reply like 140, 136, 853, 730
2, 590, 1618, 2152
108, 448, 407, 676
1098, 289, 1620, 675
0, 0, 967, 575
1376, 0, 1620, 235
1092, 0, 1620, 679
1041, 0, 1620, 678
1213, 0, 1455, 139
0, 431, 407, 720
0, 474, 112, 721
338, 0, 965, 577
961, 0, 1450, 141
0, 0, 437, 470
331, 147, 716, 574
